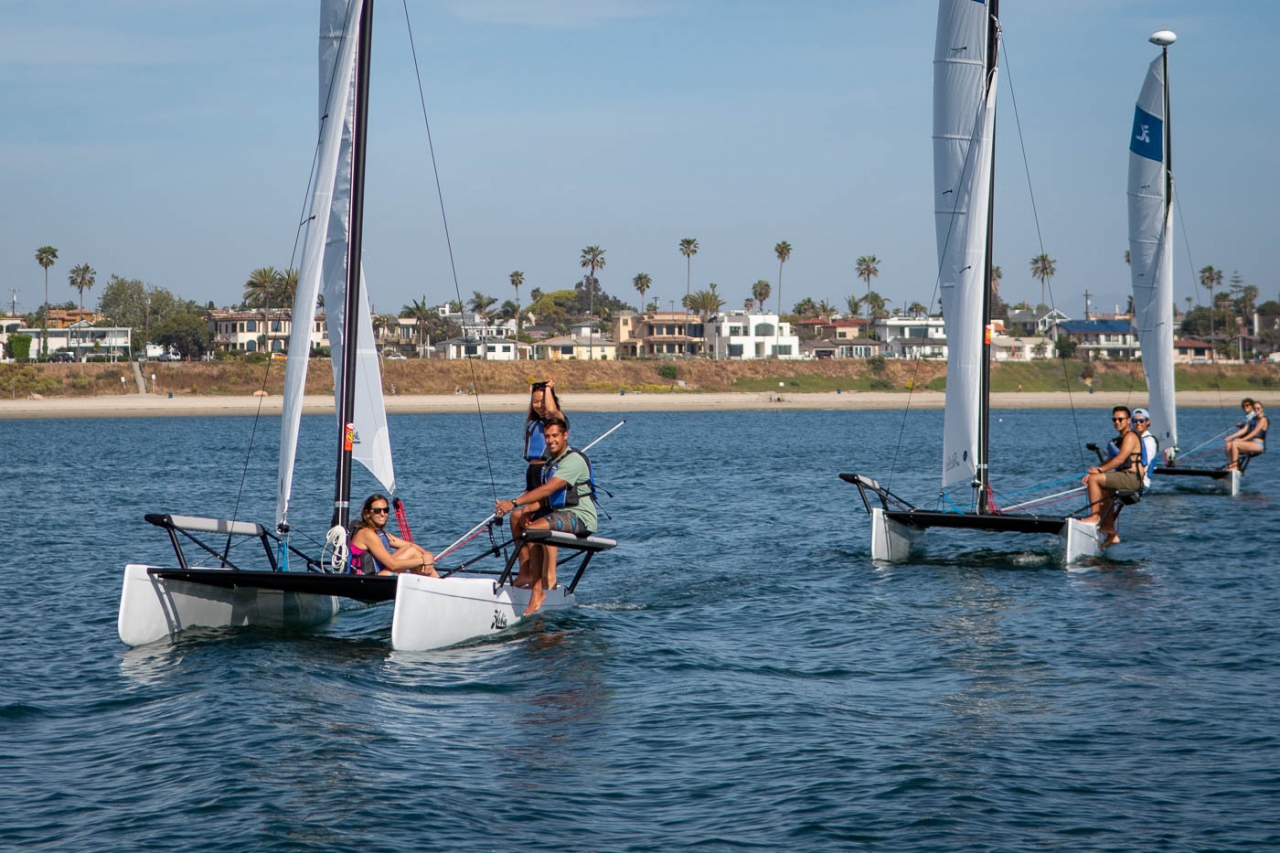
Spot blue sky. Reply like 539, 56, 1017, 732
3, 0, 1276, 321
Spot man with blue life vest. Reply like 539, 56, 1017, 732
1132, 408, 1160, 490
493, 415, 597, 616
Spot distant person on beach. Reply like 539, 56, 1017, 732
1226, 401, 1267, 471
349, 494, 436, 576
1082, 406, 1142, 546
493, 416, 597, 616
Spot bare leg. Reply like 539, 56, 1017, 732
544, 545, 558, 590
509, 506, 535, 587
1082, 473, 1107, 525
523, 544, 546, 616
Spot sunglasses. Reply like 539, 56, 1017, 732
1112, 417, 1129, 422
1133, 418, 1149, 424
370, 506, 390, 514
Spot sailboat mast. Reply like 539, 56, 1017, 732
1162, 45, 1172, 206
331, 0, 375, 531
976, 0, 999, 513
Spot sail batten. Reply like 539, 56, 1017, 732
1128, 53, 1178, 455
934, 0, 996, 490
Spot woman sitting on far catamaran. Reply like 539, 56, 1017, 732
1226, 401, 1268, 471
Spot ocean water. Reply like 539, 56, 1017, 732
3, 405, 1278, 851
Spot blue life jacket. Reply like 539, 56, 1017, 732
542, 449, 596, 510
524, 420, 548, 463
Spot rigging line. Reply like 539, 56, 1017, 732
400, 0, 501, 502
1172, 184, 1228, 412
1001, 35, 1087, 471
888, 46, 989, 493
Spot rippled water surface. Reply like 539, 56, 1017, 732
4, 406, 1279, 851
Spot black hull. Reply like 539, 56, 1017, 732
148, 568, 398, 604
883, 510, 1070, 536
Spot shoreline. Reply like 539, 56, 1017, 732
0, 390, 1267, 419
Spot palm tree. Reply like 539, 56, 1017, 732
1029, 253, 1057, 308
688, 285, 725, 322
374, 314, 399, 346
580, 245, 606, 358
855, 255, 880, 322
633, 273, 652, 312
744, 298, 755, 313
509, 271, 523, 350
68, 263, 96, 311
774, 241, 792, 357
679, 238, 698, 313
1199, 265, 1223, 362
243, 267, 280, 309
908, 301, 928, 317
35, 245, 58, 357
816, 299, 836, 321
401, 296, 434, 358
991, 265, 1002, 296
468, 291, 497, 324
792, 297, 818, 318
751, 280, 771, 313
279, 268, 299, 309
244, 266, 281, 353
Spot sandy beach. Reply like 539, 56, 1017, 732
0, 389, 1267, 419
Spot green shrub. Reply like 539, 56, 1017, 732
658, 364, 678, 380
867, 355, 887, 375
245, 352, 267, 364
71, 374, 93, 390
869, 377, 894, 391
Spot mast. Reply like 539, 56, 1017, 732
976, 0, 998, 513
1160, 40, 1172, 213
331, 0, 374, 531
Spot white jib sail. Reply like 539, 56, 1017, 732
276, 0, 363, 531
1128, 54, 1178, 456
934, 0, 997, 490
320, 0, 396, 500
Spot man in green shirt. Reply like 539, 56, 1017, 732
494, 416, 597, 615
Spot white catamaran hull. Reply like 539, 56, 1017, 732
118, 564, 341, 647
869, 508, 924, 562
390, 575, 575, 652
867, 510, 1104, 565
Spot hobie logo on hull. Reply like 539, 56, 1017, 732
1131, 106, 1163, 162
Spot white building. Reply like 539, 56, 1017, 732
207, 309, 330, 354
443, 336, 519, 361
704, 310, 801, 359
15, 322, 133, 360
874, 315, 949, 360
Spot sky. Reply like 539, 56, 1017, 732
3, 0, 1277, 322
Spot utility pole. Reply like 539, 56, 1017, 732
1083, 289, 1091, 320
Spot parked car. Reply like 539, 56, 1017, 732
49, 352, 75, 363
155, 353, 181, 362
383, 351, 407, 361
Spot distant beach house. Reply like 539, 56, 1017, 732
874, 315, 949, 360
531, 334, 616, 361
1006, 307, 1069, 337
801, 337, 884, 359
442, 336, 519, 360
206, 309, 328, 354
1047, 319, 1139, 361
703, 310, 800, 360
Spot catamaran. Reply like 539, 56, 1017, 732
1129, 31, 1259, 496
118, 0, 615, 651
840, 0, 1105, 563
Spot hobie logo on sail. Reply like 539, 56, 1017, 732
1130, 106, 1163, 162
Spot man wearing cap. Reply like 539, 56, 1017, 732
1132, 408, 1160, 490
1081, 406, 1143, 545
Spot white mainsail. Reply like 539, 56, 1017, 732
934, 0, 997, 489
1128, 54, 1178, 456
277, 0, 395, 531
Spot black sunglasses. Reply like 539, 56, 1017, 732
1112, 416, 1129, 422
370, 506, 390, 514
1133, 418, 1149, 423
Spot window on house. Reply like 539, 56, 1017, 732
729, 344, 744, 357
774, 344, 792, 356
561, 346, 574, 355
464, 344, 478, 355
271, 321, 282, 332
729, 326, 742, 336
246, 320, 257, 332
755, 323, 775, 337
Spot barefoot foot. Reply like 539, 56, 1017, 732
522, 587, 546, 617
